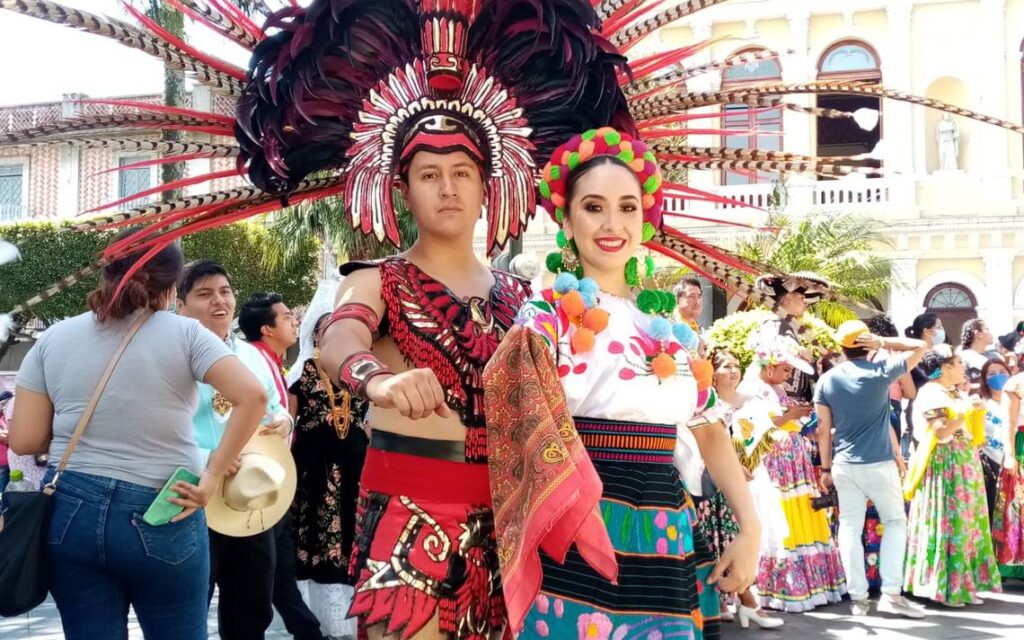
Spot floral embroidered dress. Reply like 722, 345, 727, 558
289, 357, 369, 585
734, 378, 846, 612
994, 392, 1024, 579
490, 289, 721, 640
904, 383, 1001, 604
693, 398, 740, 562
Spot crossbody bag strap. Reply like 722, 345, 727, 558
43, 310, 152, 495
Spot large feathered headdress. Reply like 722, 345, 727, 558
2, 0, 1023, 334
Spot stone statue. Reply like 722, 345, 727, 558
937, 113, 960, 171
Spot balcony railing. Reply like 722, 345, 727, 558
666, 178, 902, 216
0, 203, 25, 223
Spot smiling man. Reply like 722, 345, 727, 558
177, 260, 294, 639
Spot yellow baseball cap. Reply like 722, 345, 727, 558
836, 320, 869, 349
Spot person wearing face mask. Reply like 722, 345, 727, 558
960, 319, 997, 392
905, 314, 947, 450
903, 347, 1001, 606
978, 360, 1010, 523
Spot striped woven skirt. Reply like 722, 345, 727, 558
519, 418, 721, 640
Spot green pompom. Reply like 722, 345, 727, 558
555, 208, 565, 223
539, 181, 551, 199
549, 165, 561, 181
643, 174, 661, 194
568, 152, 581, 170
636, 289, 661, 314
582, 129, 598, 141
624, 256, 640, 288
660, 290, 677, 314
643, 150, 657, 163
618, 149, 635, 163
546, 252, 564, 274
645, 255, 656, 278
556, 230, 567, 248
641, 221, 656, 242
603, 130, 622, 146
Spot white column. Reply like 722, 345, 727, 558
889, 255, 920, 332
978, 0, 1011, 198
56, 146, 80, 218
983, 249, 1015, 333
783, 10, 812, 158
885, 3, 915, 186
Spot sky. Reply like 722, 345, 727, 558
0, 0, 256, 105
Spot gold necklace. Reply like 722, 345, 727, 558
313, 348, 352, 439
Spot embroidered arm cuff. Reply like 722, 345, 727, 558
338, 351, 392, 399
321, 303, 381, 340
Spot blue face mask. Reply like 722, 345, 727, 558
987, 372, 1010, 392
932, 328, 946, 345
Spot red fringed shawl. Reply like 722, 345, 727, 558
484, 326, 618, 634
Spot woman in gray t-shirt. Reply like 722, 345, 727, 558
9, 237, 267, 639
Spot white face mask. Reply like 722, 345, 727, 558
932, 328, 946, 345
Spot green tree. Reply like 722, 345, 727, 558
263, 194, 417, 277
142, 0, 187, 201
0, 221, 319, 327
735, 211, 893, 327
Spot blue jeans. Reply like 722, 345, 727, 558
43, 469, 210, 640
0, 465, 9, 495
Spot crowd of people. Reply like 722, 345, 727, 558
3, 1, 1024, 639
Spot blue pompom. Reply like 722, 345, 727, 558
581, 292, 598, 308
553, 272, 580, 295
578, 277, 600, 297
673, 322, 699, 351
650, 316, 673, 340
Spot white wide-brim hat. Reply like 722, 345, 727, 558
206, 433, 297, 537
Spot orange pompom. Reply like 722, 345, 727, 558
642, 193, 656, 210
631, 158, 646, 173
550, 192, 565, 209
578, 139, 595, 160
581, 308, 610, 333
651, 353, 678, 379
559, 290, 586, 318
689, 358, 714, 391
544, 163, 558, 182
571, 327, 596, 353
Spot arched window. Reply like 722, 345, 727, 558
721, 48, 783, 186
925, 282, 978, 346
816, 40, 882, 163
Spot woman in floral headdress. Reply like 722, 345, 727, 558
485, 129, 761, 640
735, 335, 847, 612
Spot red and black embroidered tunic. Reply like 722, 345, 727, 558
341, 256, 531, 462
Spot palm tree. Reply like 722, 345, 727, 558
262, 194, 418, 278
735, 211, 894, 326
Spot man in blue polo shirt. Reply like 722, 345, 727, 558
815, 320, 927, 619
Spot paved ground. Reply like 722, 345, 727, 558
721, 581, 1024, 640
4, 583, 1023, 638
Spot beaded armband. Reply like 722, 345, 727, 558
321, 303, 381, 340
338, 351, 392, 399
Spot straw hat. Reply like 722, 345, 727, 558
206, 434, 296, 537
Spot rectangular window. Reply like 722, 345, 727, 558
722, 104, 783, 186
0, 163, 25, 222
117, 156, 154, 210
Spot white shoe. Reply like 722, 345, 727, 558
850, 599, 871, 616
877, 595, 926, 619
721, 605, 735, 622
737, 605, 785, 629
969, 594, 984, 606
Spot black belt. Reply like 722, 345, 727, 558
369, 430, 466, 462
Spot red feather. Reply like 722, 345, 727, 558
85, 169, 240, 213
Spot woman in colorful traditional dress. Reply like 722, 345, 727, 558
288, 312, 369, 638
903, 347, 1001, 605
485, 129, 760, 640
699, 349, 784, 629
992, 362, 1024, 579
736, 337, 847, 612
